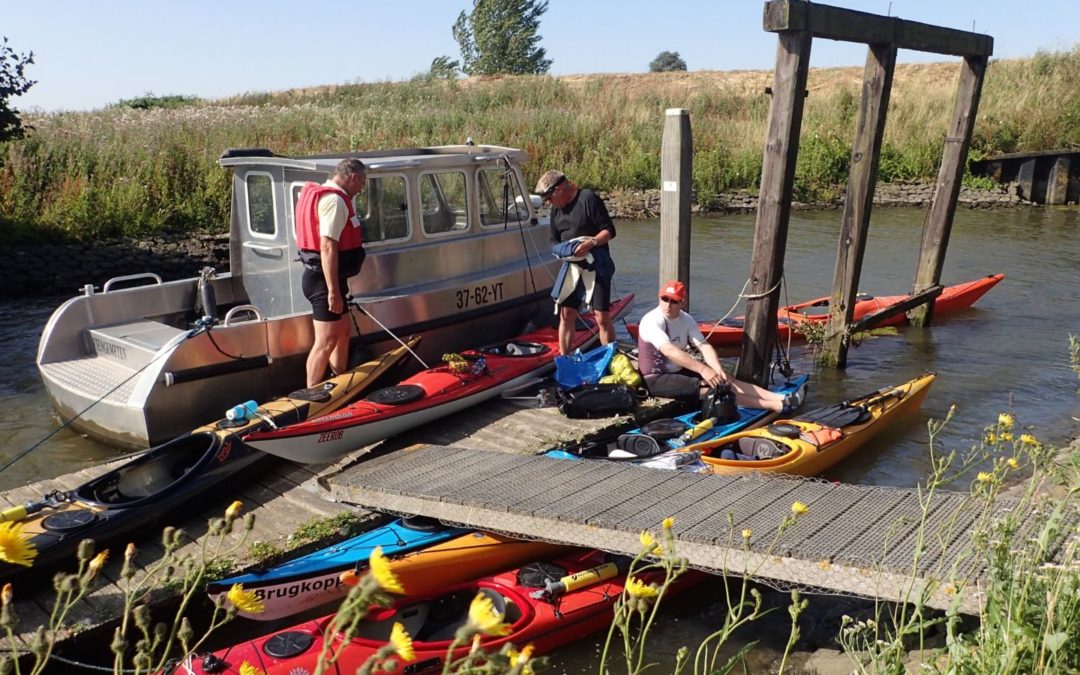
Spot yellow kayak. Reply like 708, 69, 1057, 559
691, 373, 936, 476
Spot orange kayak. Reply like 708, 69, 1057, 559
690, 373, 936, 476
626, 274, 1003, 347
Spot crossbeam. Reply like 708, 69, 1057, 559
848, 285, 943, 334
764, 0, 993, 57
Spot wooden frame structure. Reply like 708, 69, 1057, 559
737, 0, 993, 379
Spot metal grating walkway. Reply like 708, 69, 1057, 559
330, 445, 1075, 614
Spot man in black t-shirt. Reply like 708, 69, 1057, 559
535, 169, 616, 355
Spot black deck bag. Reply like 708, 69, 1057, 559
557, 383, 637, 419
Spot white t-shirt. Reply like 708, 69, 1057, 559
316, 180, 354, 241
636, 306, 707, 375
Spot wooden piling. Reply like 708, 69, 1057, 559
910, 55, 988, 327
1016, 159, 1037, 201
821, 43, 897, 368
659, 108, 693, 309
736, 30, 812, 385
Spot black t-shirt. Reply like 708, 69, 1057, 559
548, 188, 616, 245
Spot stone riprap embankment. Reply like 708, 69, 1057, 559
4, 181, 1030, 298
601, 180, 1029, 219
4, 233, 229, 298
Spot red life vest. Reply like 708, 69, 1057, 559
295, 182, 363, 252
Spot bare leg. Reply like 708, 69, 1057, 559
558, 306, 580, 355
594, 309, 615, 345
307, 319, 339, 387
327, 316, 351, 377
727, 378, 785, 412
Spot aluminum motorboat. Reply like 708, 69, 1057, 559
37, 144, 560, 448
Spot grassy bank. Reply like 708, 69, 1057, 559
1, 47, 1078, 243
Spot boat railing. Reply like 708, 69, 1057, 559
101, 273, 164, 293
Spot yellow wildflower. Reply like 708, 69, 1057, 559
977, 472, 992, 483
984, 431, 998, 444
225, 500, 244, 520
0, 521, 37, 568
626, 577, 659, 599
507, 644, 536, 674
662, 517, 675, 530
791, 501, 809, 517
1, 584, 11, 605
88, 550, 109, 575
238, 662, 265, 675
124, 543, 137, 563
1007, 458, 1020, 469
1020, 434, 1038, 447
389, 622, 415, 662
639, 530, 658, 552
369, 546, 405, 594
227, 584, 266, 615
742, 528, 752, 540
998, 413, 1014, 430
467, 591, 512, 636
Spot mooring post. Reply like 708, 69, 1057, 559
659, 108, 693, 309
910, 54, 988, 327
821, 42, 897, 368
737, 30, 813, 385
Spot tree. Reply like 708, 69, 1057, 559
428, 56, 461, 80
452, 0, 552, 76
0, 37, 36, 142
649, 51, 687, 73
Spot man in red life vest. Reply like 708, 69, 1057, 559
295, 159, 367, 387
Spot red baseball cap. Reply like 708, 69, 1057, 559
659, 280, 686, 302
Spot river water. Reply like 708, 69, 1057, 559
2, 206, 1079, 669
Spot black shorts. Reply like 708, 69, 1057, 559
302, 268, 350, 322
558, 274, 612, 312
644, 369, 702, 401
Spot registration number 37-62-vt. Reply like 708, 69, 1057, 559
455, 282, 504, 309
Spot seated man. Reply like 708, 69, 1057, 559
637, 280, 805, 412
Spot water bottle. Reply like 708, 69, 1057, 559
670, 417, 717, 448
226, 400, 259, 421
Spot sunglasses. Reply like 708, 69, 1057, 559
660, 296, 682, 304
539, 175, 566, 200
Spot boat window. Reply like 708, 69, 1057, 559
420, 171, 469, 236
245, 172, 277, 237
357, 175, 411, 245
478, 167, 529, 228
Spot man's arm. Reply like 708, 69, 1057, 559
320, 235, 343, 314
657, 342, 726, 387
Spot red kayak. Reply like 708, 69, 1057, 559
173, 548, 701, 674
627, 274, 1003, 347
245, 295, 634, 463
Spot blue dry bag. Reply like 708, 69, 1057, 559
553, 342, 617, 390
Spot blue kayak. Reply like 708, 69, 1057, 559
206, 517, 465, 620
545, 375, 809, 471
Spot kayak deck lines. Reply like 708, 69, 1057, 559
329, 444, 1074, 615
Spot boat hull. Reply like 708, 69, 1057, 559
244, 295, 634, 464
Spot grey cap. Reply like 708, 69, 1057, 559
534, 169, 566, 195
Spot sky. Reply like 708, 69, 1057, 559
5, 0, 1079, 112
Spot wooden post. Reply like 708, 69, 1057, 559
821, 42, 897, 368
910, 55, 988, 326
1047, 156, 1071, 205
659, 109, 693, 309
737, 30, 812, 385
